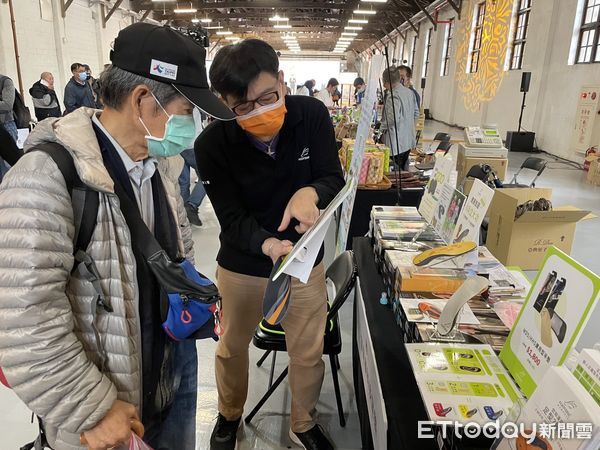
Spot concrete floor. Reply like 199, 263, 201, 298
0, 121, 598, 449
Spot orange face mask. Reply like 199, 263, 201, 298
236, 97, 287, 140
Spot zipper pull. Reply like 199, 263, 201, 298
97, 295, 113, 313
180, 294, 192, 324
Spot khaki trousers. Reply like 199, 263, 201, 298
215, 263, 327, 433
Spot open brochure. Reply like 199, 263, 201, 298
273, 178, 354, 283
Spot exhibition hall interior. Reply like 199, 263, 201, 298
0, 0, 599, 449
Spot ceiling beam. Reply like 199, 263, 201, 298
159, 12, 347, 20
446, 0, 462, 19
139, 1, 350, 10
409, 0, 437, 31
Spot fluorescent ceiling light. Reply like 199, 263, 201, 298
205, 25, 223, 29
269, 16, 289, 21
216, 30, 233, 35
345, 26, 363, 30
226, 36, 240, 41
174, 8, 197, 13
360, 0, 387, 3
341, 32, 358, 36
274, 24, 292, 29
200, 18, 212, 23
191, 18, 199, 23
354, 9, 377, 14
348, 19, 368, 24
339, 37, 354, 41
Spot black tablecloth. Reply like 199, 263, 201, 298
347, 188, 424, 250
352, 236, 438, 450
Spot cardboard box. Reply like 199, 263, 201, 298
486, 188, 591, 270
587, 158, 600, 186
457, 153, 508, 183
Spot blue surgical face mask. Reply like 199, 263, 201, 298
139, 93, 196, 158
78, 72, 88, 82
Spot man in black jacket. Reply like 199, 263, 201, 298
64, 62, 97, 114
195, 39, 344, 450
29, 72, 62, 120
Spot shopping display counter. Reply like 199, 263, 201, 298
347, 189, 424, 250
352, 237, 494, 450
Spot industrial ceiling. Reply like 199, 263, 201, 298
131, 0, 439, 53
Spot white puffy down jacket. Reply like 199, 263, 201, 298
0, 109, 194, 449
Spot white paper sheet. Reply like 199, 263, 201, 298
281, 217, 331, 283
273, 178, 354, 282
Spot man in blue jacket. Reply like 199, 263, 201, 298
64, 62, 97, 114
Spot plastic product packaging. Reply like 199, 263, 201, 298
358, 154, 371, 184
129, 434, 153, 450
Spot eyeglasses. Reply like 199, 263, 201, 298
232, 90, 279, 116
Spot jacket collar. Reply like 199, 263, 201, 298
227, 95, 302, 145
23, 108, 183, 194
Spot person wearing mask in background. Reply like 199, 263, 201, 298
29, 72, 62, 121
314, 77, 339, 109
398, 65, 421, 110
178, 107, 207, 227
380, 66, 417, 171
64, 62, 97, 114
0, 23, 233, 450
83, 64, 103, 108
353, 77, 366, 105
0, 73, 18, 181
196, 39, 344, 450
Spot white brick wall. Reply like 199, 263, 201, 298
0, 0, 138, 112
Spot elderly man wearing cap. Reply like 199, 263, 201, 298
0, 23, 232, 450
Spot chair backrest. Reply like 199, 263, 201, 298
522, 156, 547, 173
326, 251, 358, 321
434, 132, 451, 142
465, 164, 489, 181
511, 156, 547, 187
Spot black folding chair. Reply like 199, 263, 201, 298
245, 251, 357, 427
503, 156, 547, 188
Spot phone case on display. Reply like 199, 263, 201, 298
550, 311, 567, 343
544, 277, 566, 311
540, 308, 553, 348
533, 271, 557, 312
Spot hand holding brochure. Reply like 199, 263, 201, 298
273, 178, 354, 283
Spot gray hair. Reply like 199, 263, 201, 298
382, 66, 401, 86
99, 65, 181, 110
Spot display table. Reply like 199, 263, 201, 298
352, 236, 438, 450
347, 188, 424, 250
352, 237, 493, 450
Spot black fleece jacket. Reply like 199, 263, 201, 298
195, 95, 344, 278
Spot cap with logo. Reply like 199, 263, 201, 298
110, 22, 234, 121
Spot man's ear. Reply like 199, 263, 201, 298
278, 70, 285, 84
130, 84, 152, 117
